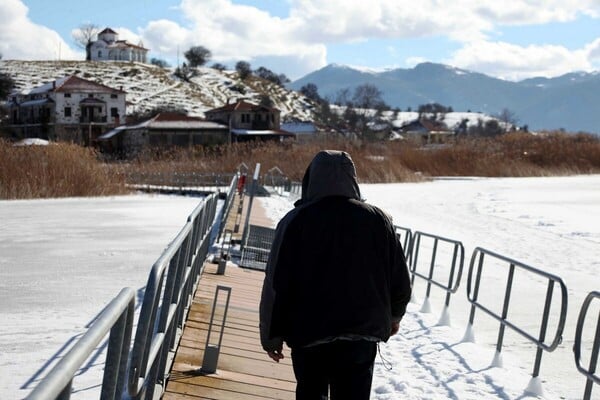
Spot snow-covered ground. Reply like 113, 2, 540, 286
1, 176, 598, 399
0, 194, 201, 399
260, 175, 600, 400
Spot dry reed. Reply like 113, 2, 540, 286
0, 139, 126, 199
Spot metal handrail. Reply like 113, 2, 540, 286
217, 174, 239, 241
26, 288, 135, 400
574, 291, 600, 400
127, 193, 218, 399
466, 247, 568, 381
25, 170, 239, 400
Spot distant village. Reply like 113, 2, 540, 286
1, 27, 512, 156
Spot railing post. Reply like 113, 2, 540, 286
201, 285, 232, 374
493, 263, 515, 368
241, 163, 261, 251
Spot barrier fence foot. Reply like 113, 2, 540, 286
462, 323, 476, 343
524, 376, 544, 397
491, 350, 504, 368
420, 298, 432, 313
437, 305, 451, 327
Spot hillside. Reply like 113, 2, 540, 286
0, 60, 314, 121
291, 63, 600, 133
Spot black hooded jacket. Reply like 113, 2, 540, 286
259, 150, 412, 351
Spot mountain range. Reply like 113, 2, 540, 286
290, 63, 600, 133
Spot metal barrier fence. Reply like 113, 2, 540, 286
574, 290, 600, 400
26, 288, 136, 400
26, 174, 240, 400
239, 224, 276, 271
465, 247, 568, 392
409, 231, 464, 325
394, 225, 413, 260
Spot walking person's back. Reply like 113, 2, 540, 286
260, 150, 412, 400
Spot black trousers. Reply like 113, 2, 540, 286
291, 340, 377, 400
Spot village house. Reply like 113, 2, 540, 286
397, 118, 455, 144
204, 100, 295, 142
97, 112, 230, 155
90, 28, 149, 63
6, 75, 126, 144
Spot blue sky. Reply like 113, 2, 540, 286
1, 0, 599, 81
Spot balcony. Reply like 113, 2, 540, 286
79, 116, 108, 124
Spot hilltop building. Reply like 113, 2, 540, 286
6, 75, 126, 144
90, 28, 149, 63
205, 100, 294, 142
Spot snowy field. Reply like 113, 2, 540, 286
0, 194, 201, 399
261, 175, 600, 400
1, 176, 599, 399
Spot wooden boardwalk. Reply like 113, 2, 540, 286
164, 193, 295, 400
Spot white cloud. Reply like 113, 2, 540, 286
447, 40, 597, 80
288, 0, 600, 43
137, 0, 325, 78
0, 0, 80, 60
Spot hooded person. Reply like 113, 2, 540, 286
259, 150, 412, 400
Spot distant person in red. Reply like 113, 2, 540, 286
237, 174, 246, 194
260, 150, 412, 400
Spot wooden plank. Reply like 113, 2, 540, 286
166, 196, 296, 400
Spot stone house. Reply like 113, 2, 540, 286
90, 28, 149, 63
205, 100, 294, 142
398, 118, 455, 144
97, 112, 229, 155
6, 75, 126, 144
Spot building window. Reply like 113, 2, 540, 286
110, 94, 117, 99
98, 50, 102, 58
88, 94, 94, 98
64, 107, 71, 117
111, 107, 118, 117
64, 93, 71, 98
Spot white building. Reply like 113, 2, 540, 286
90, 28, 149, 63
7, 75, 126, 144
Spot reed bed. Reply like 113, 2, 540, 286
2, 131, 599, 199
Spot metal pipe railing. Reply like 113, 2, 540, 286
127, 193, 219, 399
465, 247, 568, 387
26, 288, 136, 400
394, 225, 413, 261
574, 290, 600, 400
408, 231, 464, 324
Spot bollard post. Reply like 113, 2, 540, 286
201, 285, 232, 374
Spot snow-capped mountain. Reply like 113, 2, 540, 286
291, 63, 600, 133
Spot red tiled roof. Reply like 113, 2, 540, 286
54, 76, 126, 94
206, 100, 279, 114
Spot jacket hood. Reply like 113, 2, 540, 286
295, 150, 361, 206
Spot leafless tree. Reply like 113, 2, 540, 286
72, 23, 100, 61
496, 108, 519, 131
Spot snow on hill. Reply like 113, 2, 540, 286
0, 60, 314, 121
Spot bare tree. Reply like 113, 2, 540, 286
496, 108, 519, 131
72, 23, 100, 61
352, 84, 385, 110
